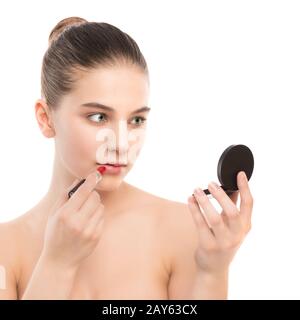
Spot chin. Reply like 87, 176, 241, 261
95, 177, 124, 191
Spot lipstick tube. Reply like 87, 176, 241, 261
68, 179, 86, 198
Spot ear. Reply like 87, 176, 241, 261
35, 99, 56, 138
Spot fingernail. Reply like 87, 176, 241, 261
96, 171, 102, 183
240, 171, 247, 182
209, 181, 220, 191
195, 188, 205, 197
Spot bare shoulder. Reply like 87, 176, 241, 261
153, 198, 199, 258
131, 188, 200, 299
0, 210, 41, 299
129, 184, 197, 234
0, 211, 34, 241
0, 213, 30, 262
129, 184, 199, 252
0, 211, 36, 267
0, 217, 24, 299
0, 217, 21, 255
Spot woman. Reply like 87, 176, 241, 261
0, 17, 253, 300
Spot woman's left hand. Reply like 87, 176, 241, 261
187, 171, 254, 274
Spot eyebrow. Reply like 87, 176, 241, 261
80, 102, 151, 114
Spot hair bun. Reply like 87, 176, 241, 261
48, 16, 88, 46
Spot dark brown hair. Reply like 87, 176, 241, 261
41, 17, 148, 108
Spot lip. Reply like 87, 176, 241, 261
97, 163, 127, 175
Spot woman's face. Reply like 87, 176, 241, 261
50, 64, 150, 191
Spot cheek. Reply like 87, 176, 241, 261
127, 132, 146, 164
55, 120, 98, 172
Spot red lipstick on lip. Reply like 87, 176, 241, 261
97, 163, 126, 174
97, 166, 107, 174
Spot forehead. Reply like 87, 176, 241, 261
63, 65, 149, 110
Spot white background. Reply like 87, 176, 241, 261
0, 0, 299, 299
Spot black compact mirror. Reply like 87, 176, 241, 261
200, 144, 254, 196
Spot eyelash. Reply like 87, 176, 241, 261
87, 113, 147, 126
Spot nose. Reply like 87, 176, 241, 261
114, 120, 129, 152
108, 120, 129, 163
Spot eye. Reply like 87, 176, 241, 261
87, 113, 108, 123
130, 116, 147, 126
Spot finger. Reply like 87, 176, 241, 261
208, 182, 239, 217
84, 205, 105, 238
75, 191, 102, 224
66, 171, 103, 211
237, 171, 254, 225
192, 194, 213, 231
91, 214, 106, 243
208, 182, 242, 234
50, 178, 81, 216
229, 190, 239, 206
194, 188, 226, 241
187, 196, 215, 244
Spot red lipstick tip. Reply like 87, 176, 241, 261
97, 166, 106, 174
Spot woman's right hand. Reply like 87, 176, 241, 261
41, 170, 105, 271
